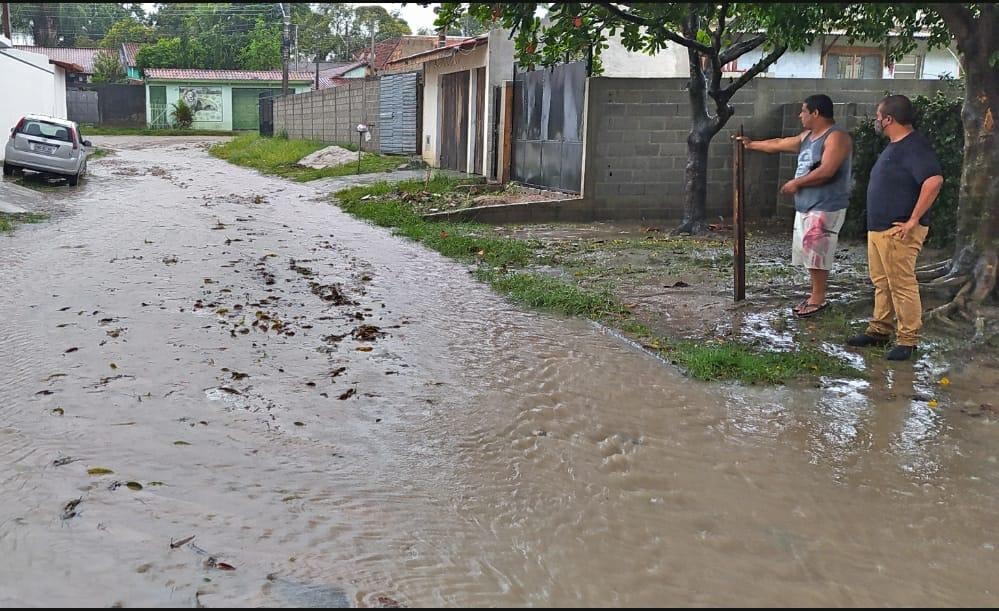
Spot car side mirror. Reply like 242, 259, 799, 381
83, 140, 93, 147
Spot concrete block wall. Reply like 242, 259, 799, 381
583, 77, 958, 222
273, 79, 381, 151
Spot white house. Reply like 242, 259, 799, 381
596, 31, 961, 80
0, 35, 79, 158
383, 30, 515, 176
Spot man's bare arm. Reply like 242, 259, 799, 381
736, 131, 806, 154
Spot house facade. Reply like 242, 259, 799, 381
143, 69, 312, 131
382, 30, 515, 176
0, 36, 79, 155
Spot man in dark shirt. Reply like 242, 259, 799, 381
847, 95, 945, 360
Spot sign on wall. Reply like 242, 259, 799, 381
180, 86, 223, 122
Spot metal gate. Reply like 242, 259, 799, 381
258, 95, 274, 137
512, 61, 585, 192
378, 72, 419, 155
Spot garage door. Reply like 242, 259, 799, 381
232, 88, 272, 131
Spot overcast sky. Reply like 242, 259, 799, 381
140, 3, 442, 33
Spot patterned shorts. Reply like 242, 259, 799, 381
791, 209, 847, 270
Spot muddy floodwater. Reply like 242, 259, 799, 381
1, 137, 997, 607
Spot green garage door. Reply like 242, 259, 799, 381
232, 88, 276, 130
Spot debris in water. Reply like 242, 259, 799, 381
338, 388, 356, 400
170, 535, 196, 549
62, 498, 82, 520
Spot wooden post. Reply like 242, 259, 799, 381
733, 124, 746, 301
1, 3, 11, 41
500, 80, 514, 184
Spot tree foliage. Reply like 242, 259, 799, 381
99, 17, 159, 49
91, 49, 127, 83
10, 3, 142, 47
240, 19, 283, 71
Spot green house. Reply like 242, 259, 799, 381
144, 69, 314, 131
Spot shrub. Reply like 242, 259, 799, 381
843, 86, 964, 248
170, 99, 194, 129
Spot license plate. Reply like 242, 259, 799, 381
31, 142, 56, 154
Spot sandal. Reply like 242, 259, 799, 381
792, 296, 811, 314
794, 301, 829, 318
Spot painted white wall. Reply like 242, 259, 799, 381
737, 37, 961, 80
600, 32, 687, 78
0, 48, 67, 158
421, 44, 488, 168
485, 29, 514, 177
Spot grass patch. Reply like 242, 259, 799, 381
88, 147, 112, 160
648, 338, 863, 385
210, 133, 403, 181
337, 177, 535, 269
0, 212, 48, 233
479, 269, 626, 318
82, 125, 236, 136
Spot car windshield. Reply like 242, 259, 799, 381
19, 120, 73, 143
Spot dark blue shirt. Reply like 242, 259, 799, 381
866, 130, 942, 232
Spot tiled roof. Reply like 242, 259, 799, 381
120, 42, 141, 66
356, 35, 470, 70
386, 35, 486, 67
316, 76, 354, 89
144, 69, 314, 82
321, 60, 367, 77
14, 46, 101, 73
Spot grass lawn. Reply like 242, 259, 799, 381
210, 133, 403, 181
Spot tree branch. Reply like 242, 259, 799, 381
721, 43, 787, 101
596, 1, 713, 55
713, 3, 728, 53
718, 34, 766, 66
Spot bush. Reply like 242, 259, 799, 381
843, 86, 964, 248
170, 99, 194, 129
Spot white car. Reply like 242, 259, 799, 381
3, 115, 92, 186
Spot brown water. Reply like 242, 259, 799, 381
1, 137, 997, 607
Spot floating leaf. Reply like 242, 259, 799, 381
110, 363, 118, 370
51, 407, 64, 415
356, 346, 373, 352
87, 467, 114, 476
126, 481, 143, 491
174, 440, 191, 446
939, 377, 950, 386
148, 481, 165, 487
65, 347, 79, 353
294, 421, 304, 426
928, 399, 939, 408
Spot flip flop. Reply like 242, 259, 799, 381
794, 301, 829, 318
792, 296, 811, 314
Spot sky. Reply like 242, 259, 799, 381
139, 2, 442, 33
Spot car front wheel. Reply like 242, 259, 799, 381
2, 163, 14, 177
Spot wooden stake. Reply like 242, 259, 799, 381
733, 124, 746, 302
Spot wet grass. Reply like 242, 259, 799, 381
336, 176, 537, 269
82, 126, 236, 136
647, 338, 864, 385
333, 178, 866, 386
88, 147, 112, 160
0, 212, 48, 233
210, 133, 402, 181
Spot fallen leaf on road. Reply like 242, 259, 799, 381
87, 467, 114, 476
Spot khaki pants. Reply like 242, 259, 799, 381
865, 225, 929, 346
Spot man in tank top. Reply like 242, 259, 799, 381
737, 94, 853, 318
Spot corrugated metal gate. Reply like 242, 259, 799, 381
378, 72, 420, 155
259, 95, 274, 137
512, 61, 586, 192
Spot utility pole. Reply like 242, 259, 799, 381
2, 3, 11, 41
280, 2, 289, 95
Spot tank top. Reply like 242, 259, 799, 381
793, 124, 851, 213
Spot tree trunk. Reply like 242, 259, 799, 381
925, 13, 998, 330
678, 130, 712, 234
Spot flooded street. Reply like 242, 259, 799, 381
1, 137, 997, 607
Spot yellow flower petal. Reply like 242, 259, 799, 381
939, 377, 950, 386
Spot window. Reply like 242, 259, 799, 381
19, 120, 74, 143
824, 47, 883, 79
891, 53, 923, 79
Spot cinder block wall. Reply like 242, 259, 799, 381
273, 79, 381, 151
583, 77, 956, 221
